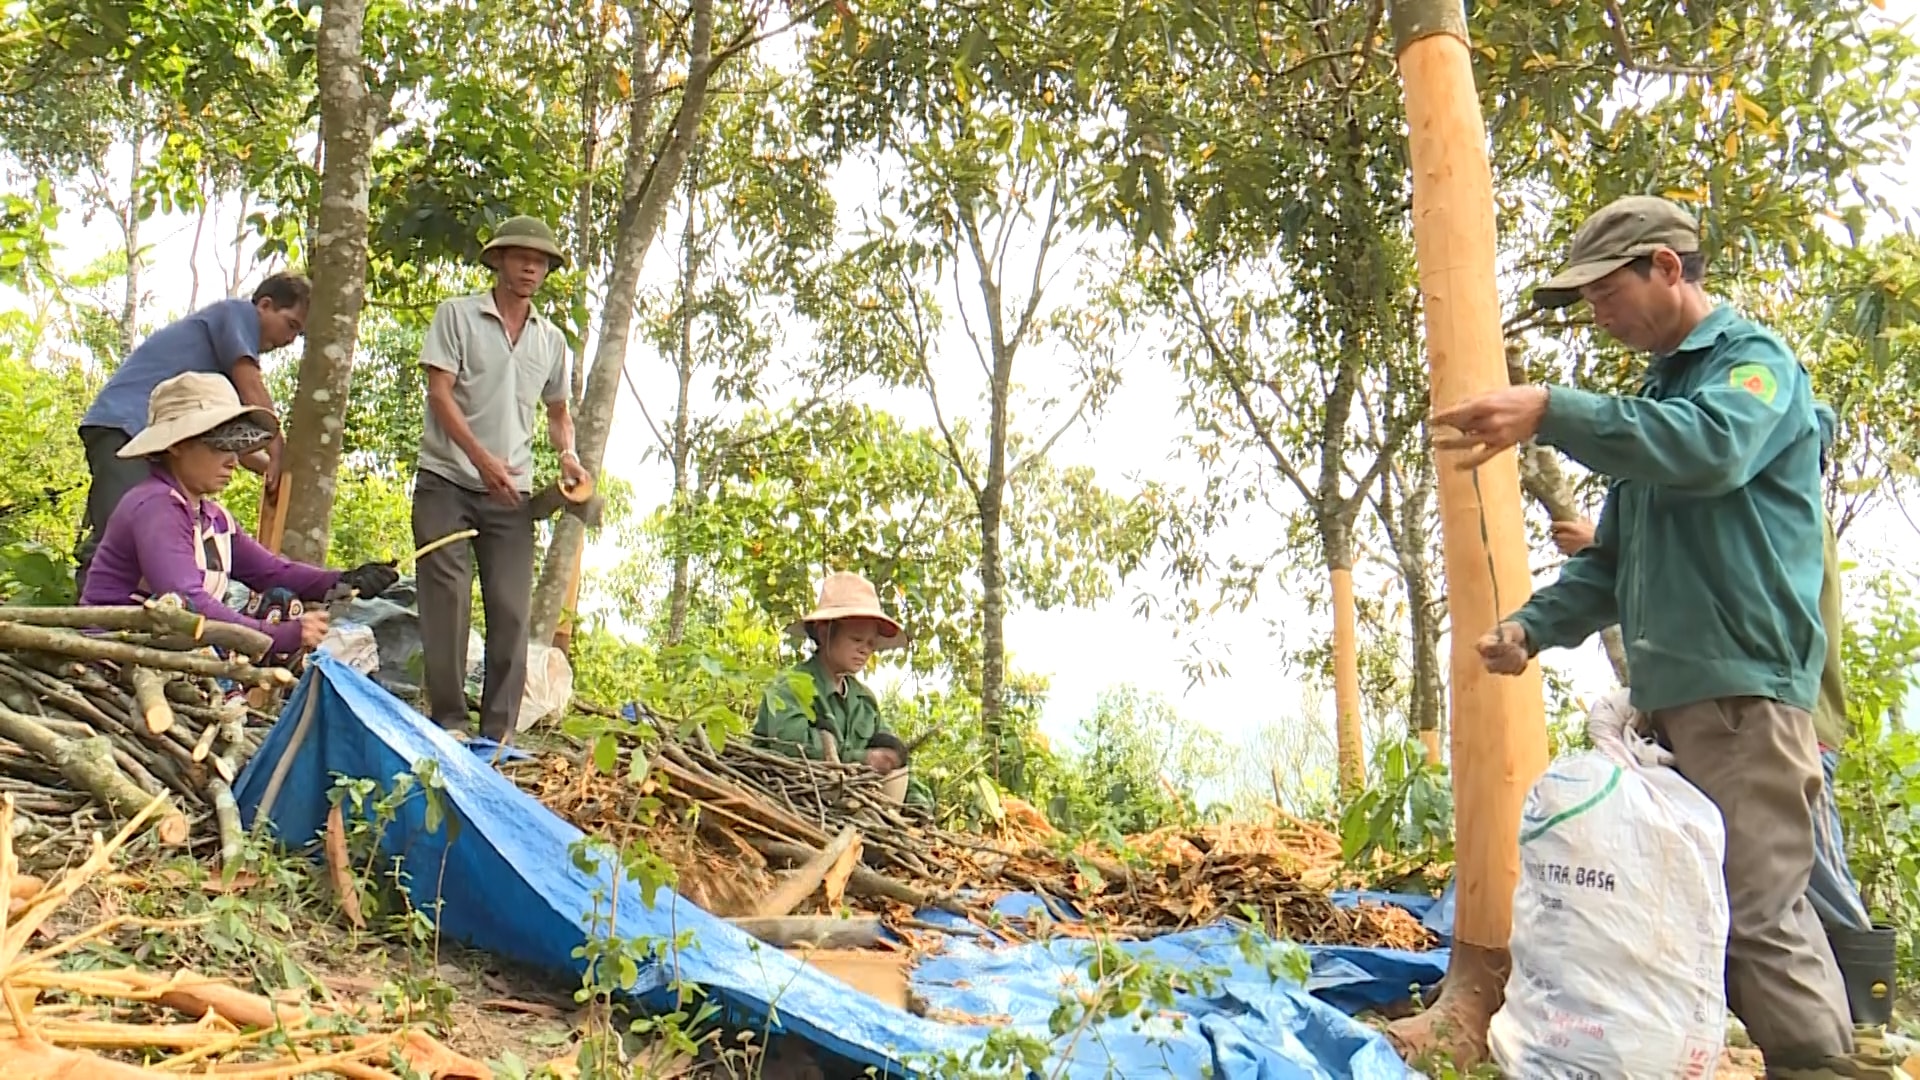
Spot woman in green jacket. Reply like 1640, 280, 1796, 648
752, 572, 922, 805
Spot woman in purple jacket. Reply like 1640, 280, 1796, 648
79, 372, 397, 662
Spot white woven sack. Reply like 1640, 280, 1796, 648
1489, 746, 1730, 1080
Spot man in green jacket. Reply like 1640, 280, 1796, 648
1435, 196, 1878, 1077
752, 572, 930, 808
1554, 409, 1888, 1025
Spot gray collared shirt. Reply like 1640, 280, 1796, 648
416, 290, 570, 493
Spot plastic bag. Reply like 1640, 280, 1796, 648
1489, 744, 1730, 1080
517, 643, 574, 732
463, 640, 574, 732
315, 620, 379, 675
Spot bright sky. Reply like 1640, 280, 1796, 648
14, 6, 1920, 787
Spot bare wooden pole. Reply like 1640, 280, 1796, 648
1386, 0, 1549, 1064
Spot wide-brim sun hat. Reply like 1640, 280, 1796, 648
784, 571, 908, 652
480, 215, 566, 271
117, 372, 280, 459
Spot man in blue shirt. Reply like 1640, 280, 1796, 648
75, 273, 309, 592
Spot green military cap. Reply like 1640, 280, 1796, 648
1532, 195, 1700, 309
479, 215, 566, 270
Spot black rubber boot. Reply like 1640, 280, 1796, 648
1827, 923, 1898, 1027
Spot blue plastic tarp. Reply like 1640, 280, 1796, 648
912, 928, 1422, 1078
234, 657, 1438, 1079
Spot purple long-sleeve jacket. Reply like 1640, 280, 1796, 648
79, 470, 341, 654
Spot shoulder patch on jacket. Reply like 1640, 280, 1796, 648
1728, 363, 1779, 405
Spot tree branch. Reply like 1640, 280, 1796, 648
1011, 164, 1067, 349
1010, 379, 1097, 478
952, 267, 996, 383
1339, 407, 1420, 522
707, 0, 832, 66
899, 273, 979, 498
621, 363, 672, 455
1165, 267, 1316, 507
1600, 0, 1734, 79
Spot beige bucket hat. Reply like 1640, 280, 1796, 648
117, 372, 280, 459
785, 572, 908, 651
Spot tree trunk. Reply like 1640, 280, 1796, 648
278, 0, 375, 566
664, 148, 704, 647
548, 11, 609, 652
187, 175, 209, 312
978, 482, 1008, 783
1327, 523, 1366, 794
1504, 346, 1631, 684
529, 0, 718, 647
229, 190, 250, 296
1374, 452, 1446, 764
1401, 457, 1446, 762
971, 216, 1016, 788
118, 134, 144, 359
1385, 0, 1549, 1064
662, 344, 695, 645
569, 0, 605, 413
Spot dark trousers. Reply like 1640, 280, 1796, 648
75, 425, 153, 596
412, 470, 534, 742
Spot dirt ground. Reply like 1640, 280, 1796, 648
26, 861, 586, 1072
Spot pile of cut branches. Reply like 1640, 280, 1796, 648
0, 598, 295, 867
517, 731, 1438, 952
0, 793, 491, 1078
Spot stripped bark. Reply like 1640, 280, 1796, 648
0, 624, 292, 688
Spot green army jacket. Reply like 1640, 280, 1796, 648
751, 655, 934, 808
1510, 303, 1829, 715
752, 654, 883, 760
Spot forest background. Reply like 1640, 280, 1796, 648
6, 0, 1920, 933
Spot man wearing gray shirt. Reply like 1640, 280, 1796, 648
414, 216, 590, 743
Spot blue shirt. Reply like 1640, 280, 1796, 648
82, 299, 261, 435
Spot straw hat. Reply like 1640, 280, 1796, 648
480, 215, 566, 271
785, 572, 908, 651
117, 373, 280, 459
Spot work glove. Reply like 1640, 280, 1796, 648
815, 728, 840, 764
339, 560, 400, 600
1585, 689, 1675, 769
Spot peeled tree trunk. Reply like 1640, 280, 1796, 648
529, 0, 717, 647
1325, 522, 1366, 794
1384, 0, 1549, 1064
279, 0, 375, 566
